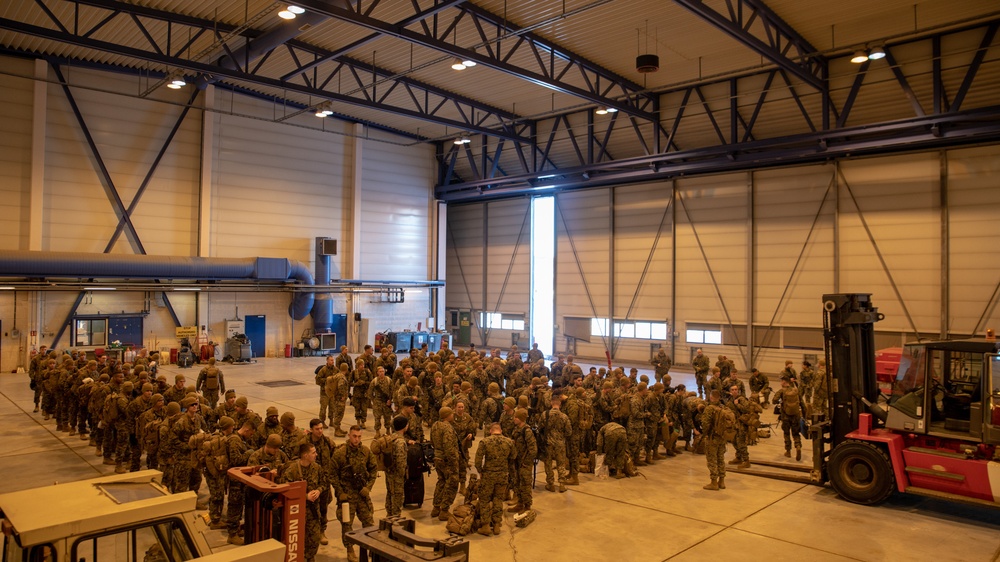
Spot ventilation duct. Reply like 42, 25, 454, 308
312, 237, 334, 333
0, 250, 315, 320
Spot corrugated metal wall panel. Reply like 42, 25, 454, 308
43, 68, 200, 255
212, 97, 351, 265
0, 56, 33, 251
837, 153, 941, 333
612, 182, 673, 320
484, 198, 531, 318
946, 145, 1000, 335
753, 165, 836, 327
360, 139, 433, 280
445, 204, 485, 311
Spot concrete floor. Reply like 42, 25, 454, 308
1, 357, 999, 562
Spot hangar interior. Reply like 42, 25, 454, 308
1, 0, 1000, 560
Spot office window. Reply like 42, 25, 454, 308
686, 324, 722, 345
479, 312, 525, 331
75, 318, 107, 346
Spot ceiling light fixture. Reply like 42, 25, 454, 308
595, 106, 618, 115
461, 58, 476, 68
165, 73, 187, 89
287, 5, 305, 15
453, 136, 471, 145
278, 9, 296, 19
451, 58, 467, 70
850, 50, 869, 64
314, 102, 333, 117
868, 47, 886, 60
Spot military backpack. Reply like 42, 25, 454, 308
204, 367, 220, 390
369, 434, 395, 472
201, 433, 229, 477
102, 392, 121, 425
712, 406, 737, 441
578, 400, 594, 430
782, 387, 802, 417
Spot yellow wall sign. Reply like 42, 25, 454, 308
175, 326, 198, 339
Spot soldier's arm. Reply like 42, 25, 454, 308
364, 451, 378, 489
474, 441, 485, 473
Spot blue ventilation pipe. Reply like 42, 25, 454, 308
0, 250, 315, 320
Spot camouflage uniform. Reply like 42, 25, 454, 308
562, 394, 583, 479
626, 393, 648, 464
692, 353, 711, 397
384, 434, 408, 516
430, 420, 460, 514
315, 362, 338, 425
700, 404, 727, 483
450, 411, 477, 488
749, 371, 772, 405
812, 365, 829, 416
225, 433, 251, 536
799, 364, 815, 404
308, 432, 337, 535
596, 422, 628, 475
542, 408, 571, 490
773, 385, 804, 455
351, 363, 372, 426
644, 390, 665, 459
650, 350, 673, 384
247, 446, 289, 473
727, 395, 752, 464
279, 460, 324, 561
369, 374, 394, 434
157, 413, 181, 490
329, 442, 378, 553
511, 422, 537, 509
126, 395, 153, 471
326, 366, 350, 433
474, 432, 516, 532
169, 411, 203, 492
196, 363, 225, 409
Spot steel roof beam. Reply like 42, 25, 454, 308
673, 0, 826, 91
0, 11, 530, 143
293, 0, 658, 121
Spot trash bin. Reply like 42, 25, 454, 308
170, 348, 178, 364
285, 344, 292, 358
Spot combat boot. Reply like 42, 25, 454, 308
477, 524, 493, 536
430, 507, 441, 518
558, 483, 567, 493
718, 476, 726, 489
565, 474, 579, 485
103, 458, 116, 466
227, 535, 244, 546
33, 405, 39, 413
728, 458, 741, 465
644, 449, 655, 463
738, 461, 751, 469
68, 428, 77, 436
614, 471, 626, 479
438, 508, 450, 521
347, 546, 358, 562
493, 523, 503, 535
545, 483, 556, 492
114, 464, 127, 474
507, 503, 524, 513
783, 448, 791, 458
334, 426, 347, 438
795, 446, 802, 461
95, 446, 102, 456
703, 478, 719, 491
80, 432, 89, 441
635, 457, 647, 467
652, 451, 664, 460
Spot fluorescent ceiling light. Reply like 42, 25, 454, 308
175, 287, 201, 291
84, 287, 116, 291
0, 286, 15, 290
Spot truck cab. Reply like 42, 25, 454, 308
885, 339, 1000, 445
0, 470, 283, 562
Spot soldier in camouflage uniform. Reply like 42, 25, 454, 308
196, 357, 225, 409
799, 360, 815, 405
812, 359, 829, 416
278, 411, 305, 459
225, 420, 255, 545
305, 418, 336, 544
542, 393, 571, 492
247, 434, 289, 473
773, 375, 805, 460
646, 383, 667, 460
499, 397, 517, 438
508, 408, 536, 513
315, 355, 337, 426
650, 348, 673, 385
596, 421, 628, 478
561, 389, 582, 485
206, 417, 236, 528
170, 396, 203, 492
726, 383, 753, 468
137, 394, 165, 470
350, 357, 372, 429
327, 364, 350, 437
162, 374, 187, 406
749, 368, 771, 405
330, 427, 378, 562
450, 400, 477, 495
383, 416, 410, 516
106, 379, 132, 474
700, 390, 727, 491
126, 383, 155, 471
399, 397, 424, 443
627, 383, 649, 466
215, 390, 238, 428
255, 406, 282, 449
430, 406, 460, 520
475, 422, 516, 536
157, 402, 182, 491
692, 348, 711, 398
369, 366, 394, 437
280, 443, 325, 562
232, 397, 260, 441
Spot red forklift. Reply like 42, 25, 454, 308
740, 293, 1000, 508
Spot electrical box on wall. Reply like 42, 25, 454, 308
319, 239, 337, 256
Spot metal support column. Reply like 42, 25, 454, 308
746, 171, 755, 369
940, 150, 949, 338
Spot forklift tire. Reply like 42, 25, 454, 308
828, 440, 895, 505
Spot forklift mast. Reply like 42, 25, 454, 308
822, 294, 884, 447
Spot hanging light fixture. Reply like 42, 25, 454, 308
453, 136, 471, 145
595, 106, 618, 115
868, 46, 886, 60
460, 58, 476, 68
287, 5, 305, 15
166, 74, 186, 89
278, 9, 295, 19
451, 58, 467, 70
850, 50, 869, 64
314, 102, 333, 117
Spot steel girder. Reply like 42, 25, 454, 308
436, 19, 1000, 201
0, 0, 529, 142
294, 0, 658, 122
673, 0, 827, 92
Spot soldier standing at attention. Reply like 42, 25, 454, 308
542, 392, 571, 493
475, 422, 516, 536
773, 375, 805, 460
330, 426, 378, 562
369, 366, 394, 437
508, 408, 536, 513
196, 358, 225, 409
383, 416, 409, 516
351, 357, 372, 429
700, 390, 727, 491
692, 349, 711, 398
280, 443, 324, 562
315, 355, 337, 428
327, 363, 350, 437
799, 360, 815, 405
430, 407, 460, 520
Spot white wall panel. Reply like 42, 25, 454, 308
445, 204, 484, 311
43, 68, 200, 255
838, 154, 941, 333
947, 145, 1000, 335
484, 199, 531, 315
753, 164, 836, 327
612, 182, 673, 320
556, 190, 611, 357
360, 138, 433, 280
0, 56, 33, 251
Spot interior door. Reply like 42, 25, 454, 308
244, 315, 265, 359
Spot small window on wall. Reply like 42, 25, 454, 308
75, 318, 108, 346
595, 319, 667, 340
591, 318, 609, 337
687, 324, 722, 345
479, 312, 526, 331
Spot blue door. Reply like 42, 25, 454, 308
331, 314, 347, 354
245, 315, 265, 359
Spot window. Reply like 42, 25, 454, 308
75, 318, 107, 346
686, 324, 722, 345
74, 519, 195, 562
590, 318, 666, 340
479, 312, 525, 331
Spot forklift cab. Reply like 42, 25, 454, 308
885, 339, 1000, 445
